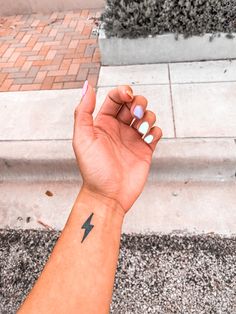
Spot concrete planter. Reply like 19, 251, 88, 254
0, 0, 105, 16
99, 28, 236, 65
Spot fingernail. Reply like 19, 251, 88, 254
126, 90, 134, 100
144, 134, 154, 144
82, 80, 88, 98
138, 121, 149, 135
133, 105, 144, 119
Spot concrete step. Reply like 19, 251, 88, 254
1, 179, 236, 235
1, 138, 236, 235
1, 230, 235, 313
1, 138, 235, 182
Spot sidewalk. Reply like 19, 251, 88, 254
0, 9, 101, 91
0, 60, 236, 234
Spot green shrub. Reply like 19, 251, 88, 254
100, 0, 236, 38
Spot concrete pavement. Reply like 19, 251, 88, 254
0, 59, 236, 234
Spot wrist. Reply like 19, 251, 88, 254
68, 186, 125, 229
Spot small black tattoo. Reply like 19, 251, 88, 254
81, 213, 94, 243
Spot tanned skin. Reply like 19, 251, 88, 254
18, 83, 162, 314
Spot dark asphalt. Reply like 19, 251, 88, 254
0, 230, 236, 313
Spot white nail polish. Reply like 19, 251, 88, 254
138, 121, 149, 135
144, 135, 154, 144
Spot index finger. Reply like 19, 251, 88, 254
97, 85, 134, 118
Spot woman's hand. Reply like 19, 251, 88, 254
73, 82, 162, 214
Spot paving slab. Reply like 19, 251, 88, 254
172, 82, 236, 137
170, 60, 236, 83
0, 89, 81, 140
1, 230, 236, 313
97, 64, 169, 86
0, 84, 173, 141
96, 85, 175, 138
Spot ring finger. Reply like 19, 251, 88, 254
132, 110, 156, 136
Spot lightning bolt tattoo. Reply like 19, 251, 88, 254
81, 213, 94, 243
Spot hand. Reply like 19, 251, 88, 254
72, 82, 162, 214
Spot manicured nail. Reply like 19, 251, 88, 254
82, 80, 88, 98
144, 134, 154, 144
133, 105, 144, 119
138, 121, 149, 135
126, 90, 134, 100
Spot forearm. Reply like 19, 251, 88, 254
18, 187, 125, 314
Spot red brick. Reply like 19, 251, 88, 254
76, 68, 88, 81
69, 39, 79, 49
81, 10, 89, 19
14, 55, 27, 67
1, 67, 21, 73
47, 69, 67, 77
0, 79, 13, 91
77, 43, 86, 53
79, 39, 97, 44
32, 60, 52, 66
32, 42, 43, 51
20, 84, 41, 91
45, 50, 57, 60
21, 61, 33, 72
40, 64, 59, 71
28, 55, 45, 61
75, 21, 84, 33
34, 71, 47, 83
92, 55, 101, 62
27, 66, 40, 78
82, 25, 92, 37
0, 73, 8, 85
49, 29, 58, 37
8, 72, 27, 79
69, 19, 78, 29
14, 77, 35, 84
31, 20, 40, 27
21, 34, 31, 44
0, 62, 15, 69
41, 76, 55, 90
39, 46, 50, 56
2, 47, 15, 59
60, 59, 72, 71
15, 32, 25, 41
63, 81, 83, 89
9, 84, 21, 91
54, 75, 76, 83
89, 67, 100, 74
52, 82, 63, 90
0, 44, 9, 55
27, 37, 38, 48
87, 73, 98, 87
68, 63, 80, 75
51, 54, 64, 65
72, 57, 92, 63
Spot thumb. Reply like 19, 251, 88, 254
77, 80, 96, 127
73, 80, 96, 140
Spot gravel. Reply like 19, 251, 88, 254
0, 230, 236, 313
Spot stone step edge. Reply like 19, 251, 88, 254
0, 138, 235, 182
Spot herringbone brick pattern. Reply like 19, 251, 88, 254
0, 10, 101, 92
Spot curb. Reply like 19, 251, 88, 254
1, 138, 235, 182
99, 29, 236, 65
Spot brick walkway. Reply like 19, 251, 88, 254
0, 10, 101, 92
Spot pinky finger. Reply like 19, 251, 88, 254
143, 126, 163, 150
